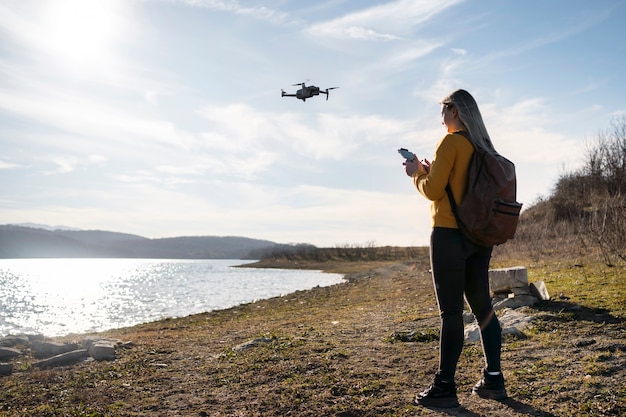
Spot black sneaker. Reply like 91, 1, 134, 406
472, 368, 507, 400
415, 374, 459, 408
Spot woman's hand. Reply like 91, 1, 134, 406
404, 158, 426, 176
402, 158, 424, 177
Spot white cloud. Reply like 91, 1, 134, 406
170, 0, 299, 25
0, 160, 22, 170
307, 0, 462, 40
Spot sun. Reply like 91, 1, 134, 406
38, 0, 123, 71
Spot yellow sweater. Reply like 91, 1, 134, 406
412, 131, 474, 228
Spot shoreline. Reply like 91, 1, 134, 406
1, 258, 350, 339
1, 257, 624, 416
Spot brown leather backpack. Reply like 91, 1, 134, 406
446, 131, 523, 247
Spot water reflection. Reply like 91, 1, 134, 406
0, 259, 343, 337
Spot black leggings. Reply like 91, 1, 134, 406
430, 227, 502, 381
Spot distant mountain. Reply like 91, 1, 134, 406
0, 225, 280, 259
10, 222, 82, 231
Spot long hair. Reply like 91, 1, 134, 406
441, 89, 497, 154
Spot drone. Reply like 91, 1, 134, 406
281, 82, 339, 101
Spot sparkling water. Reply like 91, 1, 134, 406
0, 258, 344, 337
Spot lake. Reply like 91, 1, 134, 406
0, 258, 344, 337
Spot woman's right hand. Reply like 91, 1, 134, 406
404, 158, 425, 176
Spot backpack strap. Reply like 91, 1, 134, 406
446, 130, 471, 217
446, 184, 459, 217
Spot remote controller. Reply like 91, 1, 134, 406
398, 148, 416, 161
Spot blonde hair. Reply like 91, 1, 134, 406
441, 89, 497, 154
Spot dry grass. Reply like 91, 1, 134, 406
0, 246, 624, 417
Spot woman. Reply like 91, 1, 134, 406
404, 89, 507, 408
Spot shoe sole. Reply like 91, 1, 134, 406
472, 388, 508, 400
415, 396, 460, 408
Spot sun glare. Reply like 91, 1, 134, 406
38, 0, 123, 71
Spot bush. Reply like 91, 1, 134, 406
508, 116, 626, 265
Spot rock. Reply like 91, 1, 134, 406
463, 311, 475, 324
499, 308, 534, 331
0, 347, 21, 360
489, 266, 528, 293
530, 281, 550, 300
0, 335, 30, 347
464, 323, 481, 343
464, 308, 534, 342
32, 341, 79, 358
511, 285, 531, 296
81, 337, 121, 361
33, 349, 89, 368
492, 293, 508, 304
89, 341, 117, 361
119, 341, 134, 349
0, 363, 13, 377
233, 337, 276, 352
81, 337, 121, 350
493, 295, 539, 310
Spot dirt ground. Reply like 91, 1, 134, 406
0, 255, 624, 416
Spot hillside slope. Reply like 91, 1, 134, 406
0, 225, 277, 259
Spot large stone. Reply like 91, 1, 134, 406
489, 266, 528, 293
0, 363, 13, 377
530, 281, 550, 300
81, 337, 121, 350
0, 335, 30, 347
33, 349, 89, 368
32, 341, 79, 358
493, 294, 539, 311
464, 308, 534, 342
0, 347, 21, 360
511, 285, 531, 296
499, 308, 534, 330
89, 341, 117, 361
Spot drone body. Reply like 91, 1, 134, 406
281, 82, 338, 101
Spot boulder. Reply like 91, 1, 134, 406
530, 281, 551, 300
489, 266, 528, 294
463, 311, 475, 324
0, 363, 13, 376
493, 294, 539, 311
33, 349, 89, 368
511, 285, 531, 296
0, 335, 30, 347
464, 308, 534, 342
89, 341, 117, 361
81, 337, 121, 350
0, 347, 21, 360
32, 341, 79, 358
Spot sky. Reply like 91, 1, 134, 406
1, 0, 625, 248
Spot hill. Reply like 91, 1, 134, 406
0, 225, 278, 259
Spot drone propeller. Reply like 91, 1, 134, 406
292, 82, 305, 87
324, 87, 339, 100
